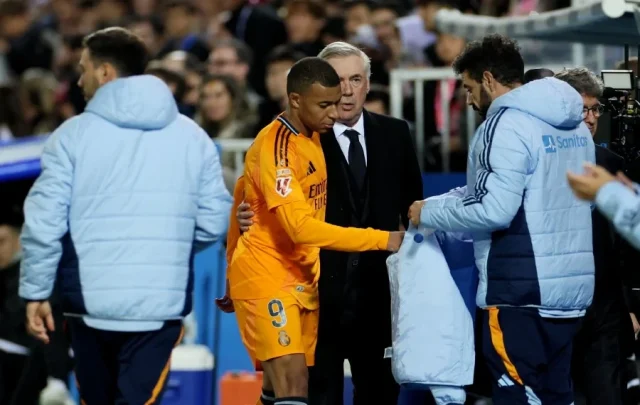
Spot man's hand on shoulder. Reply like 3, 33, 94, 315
387, 231, 405, 252
237, 202, 254, 232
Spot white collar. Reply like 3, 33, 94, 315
334, 113, 365, 138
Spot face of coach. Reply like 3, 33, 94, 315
318, 42, 371, 127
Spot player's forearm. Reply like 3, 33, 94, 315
275, 203, 389, 251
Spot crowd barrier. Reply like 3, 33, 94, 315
0, 135, 467, 404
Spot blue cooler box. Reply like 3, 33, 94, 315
161, 344, 214, 405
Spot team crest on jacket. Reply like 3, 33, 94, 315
275, 176, 292, 197
278, 330, 291, 347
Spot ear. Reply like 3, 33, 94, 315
289, 93, 301, 109
482, 71, 495, 92
98, 63, 118, 85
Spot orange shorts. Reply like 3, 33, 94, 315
234, 294, 318, 369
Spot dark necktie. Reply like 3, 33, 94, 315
344, 129, 366, 191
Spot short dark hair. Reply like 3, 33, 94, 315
210, 38, 253, 66
266, 45, 306, 67
524, 68, 555, 84
452, 34, 524, 86
145, 65, 186, 100
122, 14, 164, 36
371, 0, 402, 14
366, 84, 390, 111
286, 57, 340, 95
83, 27, 148, 77
286, 0, 326, 19
0, 0, 28, 20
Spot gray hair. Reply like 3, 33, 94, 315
554, 67, 604, 98
317, 41, 371, 78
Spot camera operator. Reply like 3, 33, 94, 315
561, 67, 637, 405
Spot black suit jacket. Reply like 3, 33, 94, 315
318, 110, 423, 342
592, 145, 626, 305
588, 145, 634, 351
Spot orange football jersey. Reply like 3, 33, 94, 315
227, 115, 388, 309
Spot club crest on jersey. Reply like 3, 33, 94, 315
278, 330, 291, 347
275, 176, 292, 197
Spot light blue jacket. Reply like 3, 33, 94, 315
420, 77, 595, 317
387, 224, 474, 404
596, 180, 640, 249
19, 75, 232, 332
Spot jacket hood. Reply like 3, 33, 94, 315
85, 75, 178, 130
487, 77, 584, 128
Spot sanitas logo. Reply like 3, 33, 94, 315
542, 134, 588, 153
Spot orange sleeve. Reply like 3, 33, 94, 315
225, 176, 244, 269
257, 128, 389, 252
273, 201, 390, 252
258, 128, 306, 211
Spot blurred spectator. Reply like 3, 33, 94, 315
344, 0, 372, 39
208, 38, 261, 115
371, 0, 401, 46
145, 62, 188, 112
284, 0, 326, 56
122, 14, 164, 59
0, 194, 74, 405
0, 86, 28, 139
421, 31, 470, 170
19, 68, 61, 135
324, 0, 343, 16
220, 0, 288, 97
416, 0, 458, 32
320, 16, 347, 46
52, 34, 86, 119
0, 0, 55, 76
94, 0, 131, 27
197, 74, 256, 190
0, 202, 29, 405
162, 50, 204, 116
157, 0, 210, 62
257, 44, 305, 128
364, 84, 390, 115
132, 0, 158, 16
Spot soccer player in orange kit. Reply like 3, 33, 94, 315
223, 57, 404, 405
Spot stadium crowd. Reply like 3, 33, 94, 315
1, 0, 638, 405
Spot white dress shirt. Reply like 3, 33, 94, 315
333, 114, 367, 165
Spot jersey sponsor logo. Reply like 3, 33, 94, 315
542, 135, 557, 153
308, 178, 327, 210
543, 134, 588, 153
278, 330, 291, 347
275, 176, 293, 197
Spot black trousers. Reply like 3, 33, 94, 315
572, 301, 631, 405
309, 312, 399, 405
69, 318, 183, 405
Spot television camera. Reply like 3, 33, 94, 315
600, 45, 640, 169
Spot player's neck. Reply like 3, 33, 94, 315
283, 110, 311, 138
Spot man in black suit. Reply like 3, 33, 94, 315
555, 67, 637, 405
235, 41, 423, 405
